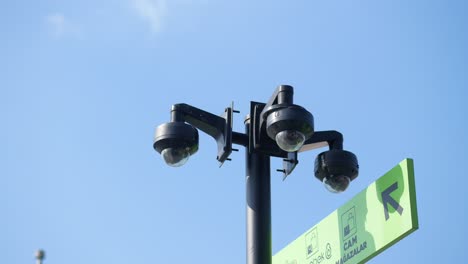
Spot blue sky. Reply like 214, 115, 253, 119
3, 0, 467, 263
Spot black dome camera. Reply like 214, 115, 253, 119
314, 149, 359, 193
265, 105, 314, 152
153, 122, 199, 167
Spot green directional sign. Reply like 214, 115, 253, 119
273, 158, 418, 264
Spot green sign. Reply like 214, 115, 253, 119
273, 158, 418, 264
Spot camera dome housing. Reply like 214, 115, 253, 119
265, 105, 314, 152
154, 122, 199, 166
314, 149, 359, 193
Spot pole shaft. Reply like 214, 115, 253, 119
245, 121, 272, 264
35, 250, 45, 264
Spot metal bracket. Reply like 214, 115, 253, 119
171, 102, 235, 166
280, 151, 299, 180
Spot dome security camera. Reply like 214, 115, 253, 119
153, 122, 199, 167
265, 105, 314, 152
314, 149, 359, 193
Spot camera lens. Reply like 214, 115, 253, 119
161, 147, 190, 167
323, 175, 351, 193
275, 130, 306, 152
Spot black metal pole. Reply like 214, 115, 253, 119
245, 119, 272, 264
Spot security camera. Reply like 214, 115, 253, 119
314, 149, 359, 193
153, 122, 199, 167
265, 105, 314, 152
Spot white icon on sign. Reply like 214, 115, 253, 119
341, 206, 357, 240
305, 227, 319, 258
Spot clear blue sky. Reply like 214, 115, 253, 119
3, 1, 467, 263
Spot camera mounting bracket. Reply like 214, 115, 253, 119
170, 103, 234, 166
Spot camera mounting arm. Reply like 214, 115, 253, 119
279, 131, 346, 180
261, 85, 295, 114
278, 131, 345, 180
257, 85, 295, 138
300, 130, 344, 152
170, 103, 248, 166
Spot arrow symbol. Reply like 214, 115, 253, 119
381, 182, 404, 221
